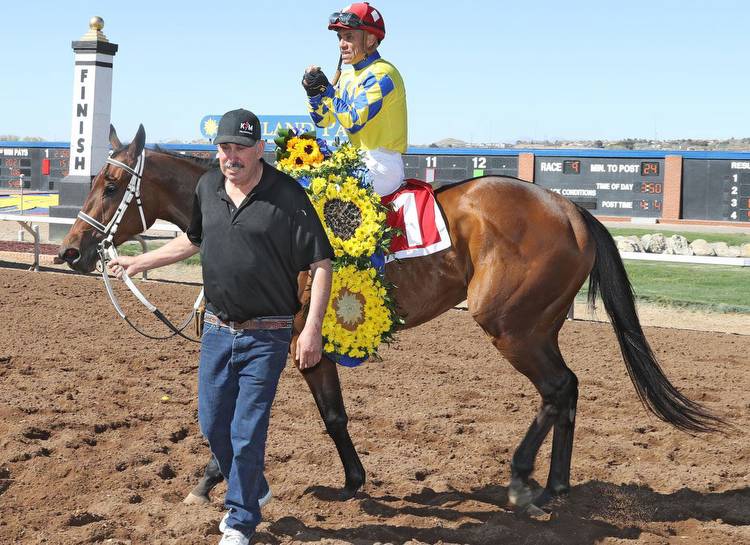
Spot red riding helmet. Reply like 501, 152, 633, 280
328, 2, 386, 42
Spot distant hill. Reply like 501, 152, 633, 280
429, 138, 470, 148
415, 137, 750, 151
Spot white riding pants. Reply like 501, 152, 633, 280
363, 148, 404, 197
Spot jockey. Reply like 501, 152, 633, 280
303, 2, 407, 197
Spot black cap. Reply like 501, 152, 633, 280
214, 108, 261, 147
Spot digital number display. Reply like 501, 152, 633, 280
563, 160, 581, 175
640, 182, 662, 194
638, 200, 662, 211
641, 161, 659, 176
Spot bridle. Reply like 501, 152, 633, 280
77, 150, 203, 342
78, 151, 148, 245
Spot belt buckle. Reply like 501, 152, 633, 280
228, 320, 240, 334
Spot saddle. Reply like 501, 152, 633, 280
381, 179, 452, 262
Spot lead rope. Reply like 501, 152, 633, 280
78, 150, 203, 342
99, 243, 203, 342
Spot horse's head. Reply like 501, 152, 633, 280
57, 124, 156, 272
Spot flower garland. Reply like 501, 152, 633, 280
322, 265, 393, 360
310, 173, 387, 260
275, 128, 401, 364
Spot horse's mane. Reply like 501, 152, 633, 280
110, 143, 217, 169
151, 145, 218, 169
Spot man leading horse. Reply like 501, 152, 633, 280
107, 109, 334, 545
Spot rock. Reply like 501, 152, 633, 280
617, 239, 641, 252
741, 243, 750, 258
640, 234, 652, 248
666, 235, 692, 255
622, 236, 643, 252
690, 239, 715, 256
644, 233, 667, 253
713, 243, 741, 257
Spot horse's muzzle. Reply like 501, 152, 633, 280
55, 246, 96, 272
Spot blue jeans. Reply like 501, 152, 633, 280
198, 314, 292, 538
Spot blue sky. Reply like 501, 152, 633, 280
1, 1, 749, 145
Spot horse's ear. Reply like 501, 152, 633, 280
109, 124, 122, 149
130, 124, 146, 157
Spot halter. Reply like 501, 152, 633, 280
78, 150, 203, 343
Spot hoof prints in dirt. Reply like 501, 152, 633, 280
66, 512, 104, 527
93, 420, 130, 434
22, 427, 51, 440
169, 427, 189, 443
9, 447, 52, 462
157, 464, 176, 480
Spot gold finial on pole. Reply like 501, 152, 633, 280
80, 16, 109, 42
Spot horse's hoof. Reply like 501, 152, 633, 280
183, 492, 210, 505
339, 484, 361, 501
507, 478, 534, 508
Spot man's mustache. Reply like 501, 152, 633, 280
224, 160, 245, 169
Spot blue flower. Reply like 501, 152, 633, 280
325, 352, 367, 367
317, 138, 333, 159
369, 250, 385, 273
297, 176, 311, 188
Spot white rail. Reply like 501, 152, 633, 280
0, 213, 182, 273
621, 251, 750, 267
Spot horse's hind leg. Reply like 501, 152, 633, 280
301, 356, 365, 499
493, 336, 578, 512
536, 344, 578, 507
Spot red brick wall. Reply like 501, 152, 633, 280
662, 155, 683, 220
518, 153, 535, 182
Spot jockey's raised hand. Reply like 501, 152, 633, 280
302, 66, 330, 97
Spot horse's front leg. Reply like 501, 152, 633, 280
183, 454, 223, 504
300, 355, 365, 499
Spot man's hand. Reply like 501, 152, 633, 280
108, 255, 142, 279
295, 325, 322, 369
302, 66, 331, 97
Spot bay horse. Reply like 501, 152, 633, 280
58, 125, 724, 514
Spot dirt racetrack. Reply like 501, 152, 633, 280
0, 266, 748, 545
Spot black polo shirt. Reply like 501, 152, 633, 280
186, 160, 333, 321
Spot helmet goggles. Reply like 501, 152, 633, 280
329, 11, 376, 32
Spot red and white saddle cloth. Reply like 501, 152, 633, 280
381, 179, 452, 263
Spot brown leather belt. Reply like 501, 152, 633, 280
204, 313, 293, 331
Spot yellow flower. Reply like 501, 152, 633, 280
310, 176, 326, 195
309, 174, 385, 259
322, 265, 393, 358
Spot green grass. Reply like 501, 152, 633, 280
608, 227, 750, 247
578, 260, 750, 313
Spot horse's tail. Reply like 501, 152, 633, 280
576, 205, 726, 433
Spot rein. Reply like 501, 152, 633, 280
78, 151, 203, 343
